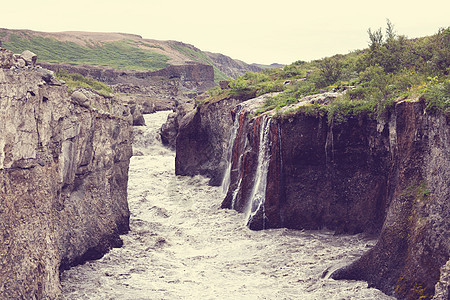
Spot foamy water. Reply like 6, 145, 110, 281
60, 111, 393, 300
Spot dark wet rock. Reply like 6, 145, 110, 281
160, 112, 178, 149
175, 91, 449, 299
175, 96, 243, 186
160, 101, 195, 149
330, 101, 450, 299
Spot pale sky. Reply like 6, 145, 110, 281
2, 0, 449, 64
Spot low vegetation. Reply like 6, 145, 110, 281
201, 22, 450, 123
2, 34, 170, 71
55, 69, 112, 97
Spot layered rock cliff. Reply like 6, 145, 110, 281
174, 94, 449, 299
0, 49, 133, 299
204, 51, 262, 78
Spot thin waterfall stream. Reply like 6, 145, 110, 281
245, 116, 271, 228
60, 111, 394, 300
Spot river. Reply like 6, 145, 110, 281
60, 111, 394, 300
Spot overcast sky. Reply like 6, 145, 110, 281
2, 0, 449, 64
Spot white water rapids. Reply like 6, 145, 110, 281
60, 111, 394, 300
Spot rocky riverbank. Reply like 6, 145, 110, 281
0, 48, 133, 299
173, 93, 449, 299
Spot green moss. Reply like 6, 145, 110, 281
403, 182, 432, 204
395, 276, 432, 300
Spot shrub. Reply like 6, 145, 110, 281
424, 79, 450, 112
315, 56, 342, 88
327, 95, 377, 125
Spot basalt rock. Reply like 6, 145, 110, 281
175, 96, 243, 186
330, 101, 449, 300
160, 101, 195, 149
175, 91, 449, 299
0, 51, 133, 299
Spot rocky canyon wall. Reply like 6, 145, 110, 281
175, 94, 449, 299
0, 49, 133, 299
38, 61, 215, 86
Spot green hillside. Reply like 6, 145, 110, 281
0, 29, 231, 81
1, 33, 170, 71
203, 23, 450, 122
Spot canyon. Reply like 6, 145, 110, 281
0, 30, 448, 299
175, 92, 449, 299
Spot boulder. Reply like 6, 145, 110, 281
71, 91, 90, 107
160, 112, 178, 149
129, 104, 146, 126
20, 50, 37, 67
14, 58, 26, 68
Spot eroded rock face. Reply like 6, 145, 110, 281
330, 102, 450, 300
175, 93, 449, 299
433, 260, 450, 300
38, 61, 215, 87
175, 97, 243, 185
205, 51, 262, 78
0, 52, 133, 299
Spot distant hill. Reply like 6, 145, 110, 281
0, 28, 261, 81
252, 63, 285, 69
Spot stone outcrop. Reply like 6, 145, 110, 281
1, 49, 38, 69
38, 61, 215, 88
175, 92, 449, 299
39, 61, 208, 117
0, 50, 133, 299
205, 51, 262, 78
175, 95, 254, 185
112, 83, 177, 114
19, 50, 38, 67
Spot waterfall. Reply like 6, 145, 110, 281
221, 107, 243, 195
60, 112, 395, 300
245, 116, 272, 228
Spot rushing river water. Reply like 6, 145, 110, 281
60, 111, 394, 300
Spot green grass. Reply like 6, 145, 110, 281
170, 43, 229, 82
55, 69, 113, 97
2, 34, 170, 71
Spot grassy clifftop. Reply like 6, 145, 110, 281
202, 23, 449, 121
